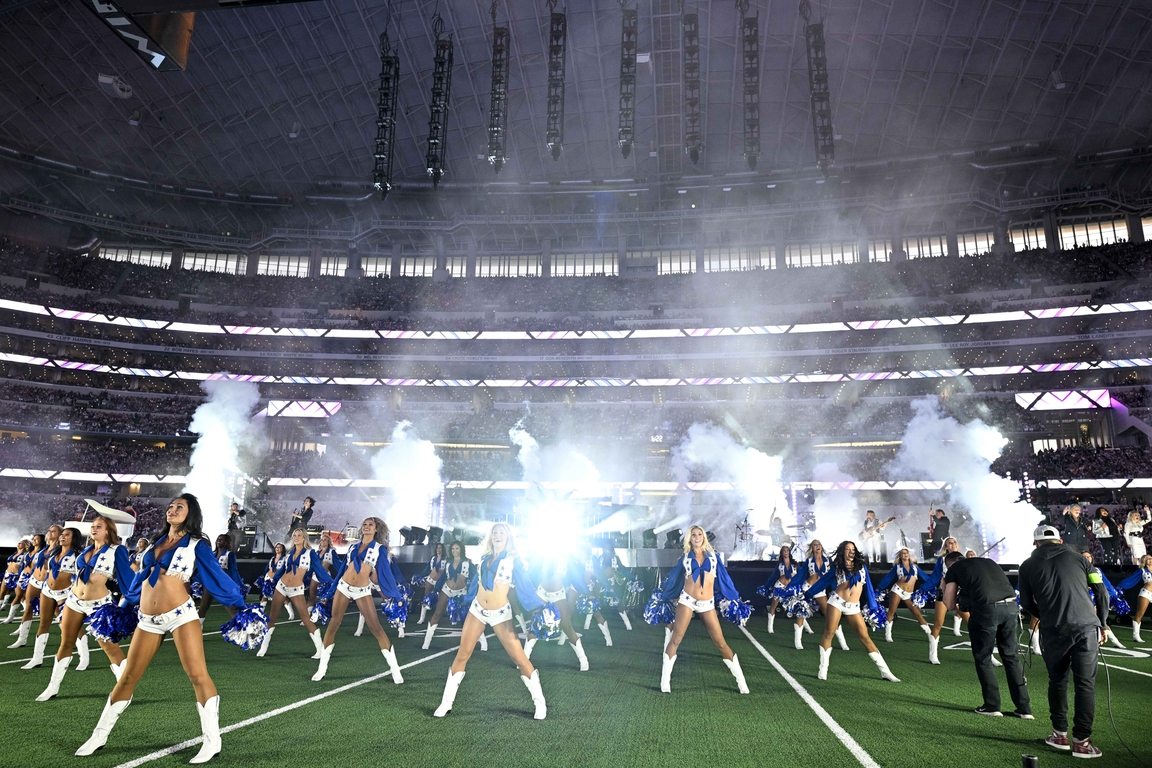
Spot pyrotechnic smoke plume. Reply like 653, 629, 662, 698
887, 396, 1041, 562
370, 421, 443, 531
810, 462, 860, 546
184, 378, 264, 538
509, 422, 600, 488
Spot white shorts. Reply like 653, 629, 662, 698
65, 593, 113, 617
424, 576, 438, 587
442, 585, 467, 598
809, 589, 827, 600
1141, 588, 1152, 603
41, 584, 70, 602
29, 577, 45, 591
677, 592, 715, 613
536, 586, 567, 603
137, 598, 200, 635
827, 593, 861, 616
892, 586, 913, 601
468, 600, 512, 627
276, 582, 305, 598
337, 581, 374, 601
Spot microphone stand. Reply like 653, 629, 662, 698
976, 537, 1006, 558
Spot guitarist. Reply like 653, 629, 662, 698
859, 510, 895, 564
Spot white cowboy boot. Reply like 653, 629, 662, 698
817, 646, 831, 680
75, 696, 131, 756
354, 614, 365, 637
598, 621, 613, 647
869, 651, 900, 682
418, 604, 428, 625
920, 623, 931, 635
884, 622, 893, 643
312, 644, 333, 681
382, 646, 404, 684
309, 629, 324, 659
516, 614, 528, 636
523, 637, 537, 659
477, 633, 487, 651
664, 627, 672, 650
557, 632, 568, 647
2, 602, 19, 623
36, 655, 72, 701
928, 635, 940, 665
434, 670, 465, 717
767, 613, 775, 634
397, 622, 405, 638
111, 660, 125, 681
952, 615, 962, 636
1108, 631, 1125, 649
21, 632, 48, 668
76, 634, 91, 671
1132, 621, 1142, 644
803, 621, 814, 634
423, 624, 437, 650
8, 619, 31, 648
189, 695, 221, 764
571, 639, 590, 671
521, 669, 546, 720
793, 623, 804, 650
619, 611, 632, 630
835, 626, 849, 651
256, 626, 275, 658
284, 603, 295, 622
583, 613, 593, 630
991, 652, 1003, 668
723, 654, 750, 694
660, 653, 676, 693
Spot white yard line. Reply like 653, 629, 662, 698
739, 626, 881, 768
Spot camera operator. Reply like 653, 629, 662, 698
1018, 524, 1110, 759
941, 551, 1031, 719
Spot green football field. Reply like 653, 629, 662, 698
2, 607, 1150, 768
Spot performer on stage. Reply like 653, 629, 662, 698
417, 542, 447, 625
877, 547, 932, 642
76, 493, 256, 763
311, 517, 404, 684
288, 496, 316, 536
859, 511, 894, 564
257, 528, 332, 659
197, 534, 243, 624
23, 526, 81, 669
929, 508, 951, 554
308, 533, 341, 607
1125, 507, 1150, 564
523, 552, 590, 670
656, 526, 751, 694
4, 536, 39, 624
919, 536, 969, 664
0, 538, 30, 614
1117, 554, 1152, 643
432, 522, 550, 720
9, 526, 59, 648
36, 515, 134, 701
784, 540, 846, 651
756, 544, 797, 634
422, 541, 479, 650
804, 540, 899, 683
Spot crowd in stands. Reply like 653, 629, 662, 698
994, 444, 1152, 481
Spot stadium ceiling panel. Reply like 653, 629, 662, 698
0, 0, 1151, 201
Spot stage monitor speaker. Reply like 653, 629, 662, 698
427, 526, 444, 546
920, 532, 934, 561
401, 526, 428, 546
305, 525, 323, 538
641, 528, 658, 548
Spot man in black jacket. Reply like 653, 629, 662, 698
1059, 504, 1089, 549
288, 496, 315, 536
1018, 524, 1110, 760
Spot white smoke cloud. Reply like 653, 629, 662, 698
886, 396, 1041, 562
509, 422, 599, 489
669, 422, 789, 556
370, 421, 443, 530
184, 379, 264, 538
810, 462, 860, 546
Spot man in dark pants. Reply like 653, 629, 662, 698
1018, 524, 1110, 760
942, 551, 1031, 719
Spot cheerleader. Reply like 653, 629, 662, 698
597, 551, 640, 630
1117, 554, 1152, 643
656, 525, 751, 694
523, 552, 590, 670
756, 544, 797, 635
422, 541, 481, 650
257, 528, 332, 659
36, 515, 134, 701
196, 534, 243, 624
307, 533, 341, 606
1080, 548, 1128, 650
75, 493, 253, 763
23, 526, 81, 669
432, 522, 550, 720
130, 538, 149, 572
259, 543, 294, 621
9, 526, 60, 648
417, 542, 447, 624
5, 536, 40, 624
804, 540, 899, 683
920, 537, 967, 664
876, 548, 932, 642
784, 540, 846, 651
0, 538, 30, 612
311, 517, 404, 684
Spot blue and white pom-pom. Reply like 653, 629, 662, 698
529, 602, 562, 640
601, 590, 621, 609
257, 577, 275, 599
220, 605, 269, 651
574, 594, 600, 616
719, 597, 753, 627
422, 591, 438, 611
627, 577, 646, 594
772, 585, 791, 602
863, 605, 888, 631
398, 580, 414, 603
309, 600, 331, 625
911, 588, 934, 609
29, 596, 39, 617
85, 602, 139, 643
755, 583, 770, 598
380, 598, 408, 629
446, 595, 468, 625
190, 581, 204, 600
643, 593, 676, 626
1112, 593, 1131, 616
409, 574, 424, 589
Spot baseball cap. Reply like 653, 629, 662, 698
1033, 524, 1061, 542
